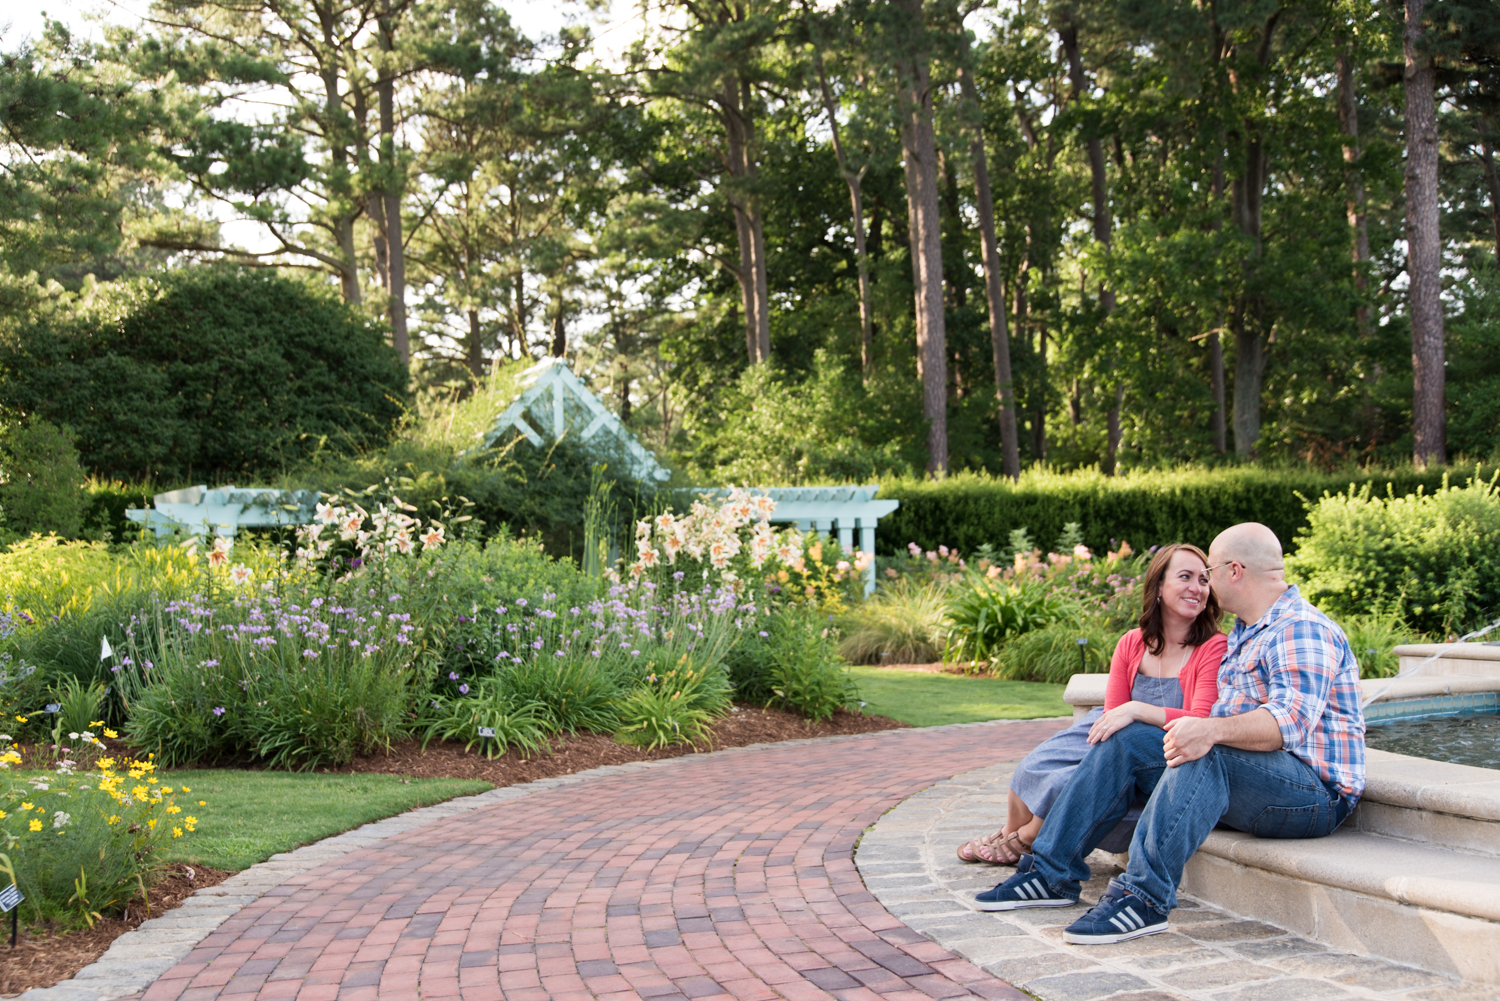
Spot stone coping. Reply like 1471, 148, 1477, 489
1196, 826, 1500, 923
1363, 748, 1500, 822
21, 717, 1066, 1001
1393, 643, 1500, 663
856, 760, 1486, 1001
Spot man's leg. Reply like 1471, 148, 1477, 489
1113, 746, 1344, 915
1024, 722, 1169, 901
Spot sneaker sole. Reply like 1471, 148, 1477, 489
1062, 922, 1168, 945
974, 898, 1075, 912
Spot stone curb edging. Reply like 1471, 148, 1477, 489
19, 716, 1069, 1001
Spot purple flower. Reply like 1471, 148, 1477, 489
759, 631, 769, 637
212, 707, 226, 716
458, 683, 470, 694
449, 672, 460, 680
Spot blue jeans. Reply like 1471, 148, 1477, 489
1029, 721, 1350, 913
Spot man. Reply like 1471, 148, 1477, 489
973, 522, 1365, 944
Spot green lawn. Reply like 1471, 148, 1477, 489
848, 666, 1069, 727
161, 772, 491, 871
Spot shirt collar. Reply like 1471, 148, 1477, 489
1232, 585, 1300, 638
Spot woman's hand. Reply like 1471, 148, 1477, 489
1088, 703, 1142, 744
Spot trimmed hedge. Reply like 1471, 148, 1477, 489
875, 466, 1499, 556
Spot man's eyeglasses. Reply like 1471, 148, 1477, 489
1204, 561, 1236, 577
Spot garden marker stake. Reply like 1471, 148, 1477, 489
0, 883, 22, 947
1077, 637, 1088, 675
478, 726, 495, 757
100, 636, 113, 661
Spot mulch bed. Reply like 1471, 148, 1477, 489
0, 862, 232, 998
1, 706, 905, 996
325, 704, 908, 783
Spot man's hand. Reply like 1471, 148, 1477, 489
1162, 708, 1285, 767
1162, 716, 1217, 766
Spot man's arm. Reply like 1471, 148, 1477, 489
1162, 708, 1282, 767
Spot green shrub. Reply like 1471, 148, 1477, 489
0, 419, 87, 538
876, 466, 1492, 558
837, 578, 946, 664
420, 683, 550, 758
727, 606, 856, 722
1286, 473, 1500, 634
1334, 611, 1428, 680
614, 686, 715, 749
1, 267, 408, 483
121, 572, 423, 770
943, 578, 1075, 666
496, 658, 622, 735
994, 618, 1117, 685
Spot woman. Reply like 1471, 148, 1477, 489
957, 543, 1226, 865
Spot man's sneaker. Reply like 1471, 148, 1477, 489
1062, 880, 1169, 944
973, 854, 1075, 911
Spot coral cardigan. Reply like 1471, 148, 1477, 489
1103, 628, 1227, 723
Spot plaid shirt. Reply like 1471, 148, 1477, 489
1212, 586, 1367, 804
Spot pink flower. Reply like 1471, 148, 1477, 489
420, 525, 445, 549
229, 564, 253, 586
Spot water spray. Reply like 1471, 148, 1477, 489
1360, 616, 1500, 709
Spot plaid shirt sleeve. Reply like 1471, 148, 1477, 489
1260, 619, 1339, 750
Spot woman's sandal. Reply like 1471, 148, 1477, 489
956, 829, 1030, 865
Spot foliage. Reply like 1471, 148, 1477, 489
942, 579, 1076, 667
496, 658, 622, 735
757, 605, 856, 722
837, 578, 947, 665
614, 685, 715, 750
0, 735, 203, 928
0, 268, 409, 484
0, 419, 87, 539
1286, 472, 1500, 634
420, 684, 550, 758
1337, 611, 1429, 680
992, 620, 1118, 685
875, 466, 1489, 558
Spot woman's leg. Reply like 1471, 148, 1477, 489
1007, 789, 1044, 846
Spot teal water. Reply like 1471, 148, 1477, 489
1365, 710, 1500, 770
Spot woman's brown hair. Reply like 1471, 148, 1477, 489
1137, 543, 1222, 655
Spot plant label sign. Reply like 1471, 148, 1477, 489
0, 884, 22, 913
43, 705, 61, 714
477, 727, 496, 738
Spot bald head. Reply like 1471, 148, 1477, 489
1208, 522, 1288, 622
1211, 523, 1284, 573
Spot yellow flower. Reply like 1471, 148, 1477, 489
181, 786, 191, 793
90, 720, 105, 727
185, 815, 198, 826
104, 729, 118, 739
27, 819, 40, 832
107, 815, 120, 824
148, 818, 156, 830
0, 810, 7, 819
172, 827, 183, 838
14, 716, 25, 723
198, 800, 206, 806
161, 787, 174, 795
20, 802, 32, 811
148, 777, 158, 785
167, 805, 181, 814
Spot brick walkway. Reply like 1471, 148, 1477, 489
136, 719, 1071, 1001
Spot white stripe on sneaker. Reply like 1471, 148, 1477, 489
1123, 906, 1142, 929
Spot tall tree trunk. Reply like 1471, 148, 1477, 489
1102, 383, 1125, 475
1404, 0, 1445, 467
1208, 332, 1227, 452
894, 0, 948, 475
1231, 136, 1267, 456
724, 78, 771, 365
812, 48, 874, 379
465, 309, 484, 383
376, 10, 408, 366
1060, 14, 1124, 473
317, 50, 361, 304
1336, 47, 1372, 335
956, 38, 1020, 479
551, 290, 566, 357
